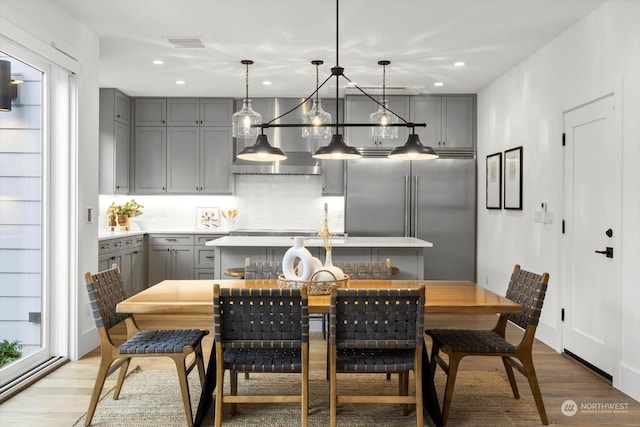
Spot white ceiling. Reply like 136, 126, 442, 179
55, 0, 606, 98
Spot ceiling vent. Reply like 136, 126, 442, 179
165, 36, 206, 49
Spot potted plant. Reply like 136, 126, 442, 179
0, 339, 22, 368
107, 199, 143, 231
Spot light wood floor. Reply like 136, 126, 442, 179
1, 313, 638, 426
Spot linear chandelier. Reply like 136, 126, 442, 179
235, 0, 438, 162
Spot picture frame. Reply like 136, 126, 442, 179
504, 146, 523, 210
196, 207, 220, 229
486, 152, 502, 209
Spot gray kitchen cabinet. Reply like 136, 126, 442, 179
98, 235, 146, 296
345, 95, 410, 148
200, 127, 234, 193
373, 248, 423, 280
167, 98, 233, 127
327, 247, 372, 264
411, 95, 475, 149
135, 98, 167, 126
147, 234, 194, 286
167, 126, 199, 193
195, 234, 224, 278
134, 126, 167, 193
99, 88, 131, 194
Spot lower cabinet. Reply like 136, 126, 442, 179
98, 235, 146, 296
195, 234, 224, 279
147, 234, 194, 286
373, 248, 423, 280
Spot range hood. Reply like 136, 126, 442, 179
231, 97, 333, 175
231, 151, 321, 175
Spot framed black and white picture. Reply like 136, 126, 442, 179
486, 152, 502, 209
196, 207, 219, 229
504, 147, 523, 210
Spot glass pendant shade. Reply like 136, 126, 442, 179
369, 99, 398, 139
0, 60, 12, 112
388, 133, 439, 160
302, 99, 332, 138
232, 99, 262, 138
237, 134, 287, 162
313, 134, 361, 159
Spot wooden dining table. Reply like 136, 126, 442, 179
116, 279, 521, 427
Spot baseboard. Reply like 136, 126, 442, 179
619, 363, 640, 402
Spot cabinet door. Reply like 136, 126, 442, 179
441, 96, 474, 148
345, 95, 409, 148
329, 248, 371, 263
147, 246, 171, 286
114, 90, 131, 125
135, 98, 167, 126
130, 247, 145, 295
172, 247, 194, 280
167, 127, 199, 193
411, 96, 441, 148
200, 98, 233, 126
114, 121, 130, 193
167, 98, 200, 126
119, 252, 134, 296
200, 127, 233, 193
134, 127, 166, 193
373, 248, 423, 280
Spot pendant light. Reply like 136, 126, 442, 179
232, 60, 262, 138
302, 60, 332, 139
237, 133, 287, 161
313, 134, 361, 159
389, 132, 439, 160
0, 60, 12, 112
369, 60, 398, 139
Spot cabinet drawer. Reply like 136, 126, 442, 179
195, 269, 215, 280
122, 235, 145, 250
149, 234, 194, 246
99, 238, 124, 255
195, 247, 216, 268
195, 234, 224, 246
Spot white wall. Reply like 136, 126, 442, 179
476, 0, 640, 401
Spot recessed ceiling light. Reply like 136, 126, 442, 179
152, 60, 164, 65
262, 81, 272, 86
454, 61, 466, 67
176, 80, 186, 85
434, 82, 444, 87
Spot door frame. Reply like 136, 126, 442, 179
559, 77, 623, 385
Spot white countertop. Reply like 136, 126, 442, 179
98, 229, 229, 240
206, 236, 433, 248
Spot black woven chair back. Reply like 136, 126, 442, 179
330, 287, 425, 350
335, 262, 393, 279
214, 287, 309, 349
502, 265, 548, 330
243, 261, 282, 279
85, 264, 130, 330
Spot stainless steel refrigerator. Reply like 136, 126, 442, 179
345, 156, 476, 280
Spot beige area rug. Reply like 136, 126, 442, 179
74, 367, 546, 426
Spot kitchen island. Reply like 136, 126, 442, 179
206, 236, 433, 279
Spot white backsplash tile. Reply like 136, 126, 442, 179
99, 175, 344, 233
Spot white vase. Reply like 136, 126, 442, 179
314, 250, 345, 281
282, 237, 315, 280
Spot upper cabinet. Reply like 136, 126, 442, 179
344, 95, 410, 148
411, 95, 476, 149
135, 98, 167, 126
99, 88, 131, 194
167, 98, 234, 126
131, 97, 234, 194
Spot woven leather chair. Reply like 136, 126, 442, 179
83, 264, 208, 427
243, 259, 283, 279
213, 284, 309, 427
426, 264, 550, 425
329, 284, 425, 427
334, 261, 393, 279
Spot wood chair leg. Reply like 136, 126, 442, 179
214, 365, 225, 427
502, 356, 520, 398
330, 351, 338, 427
414, 367, 424, 427
230, 370, 238, 415
112, 357, 131, 400
399, 371, 409, 416
195, 344, 206, 387
172, 355, 194, 427
85, 356, 114, 426
302, 351, 309, 427
441, 354, 462, 426
429, 342, 440, 376
520, 355, 549, 425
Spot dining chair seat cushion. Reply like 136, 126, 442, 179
223, 347, 303, 372
427, 329, 516, 354
120, 329, 209, 355
335, 348, 416, 372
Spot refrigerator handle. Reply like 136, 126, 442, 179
404, 175, 410, 237
413, 175, 419, 237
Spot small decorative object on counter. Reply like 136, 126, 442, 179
220, 208, 239, 230
107, 199, 143, 231
282, 237, 315, 281
315, 203, 345, 282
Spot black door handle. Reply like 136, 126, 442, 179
595, 247, 614, 258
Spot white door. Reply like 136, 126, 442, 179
562, 93, 621, 376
